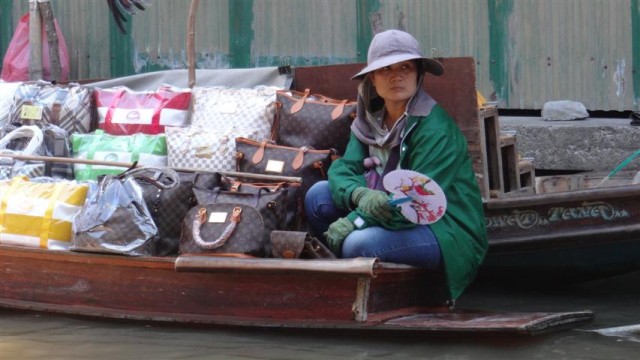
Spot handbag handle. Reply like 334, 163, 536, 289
0, 125, 44, 156
119, 166, 180, 190
192, 206, 242, 249
289, 88, 310, 114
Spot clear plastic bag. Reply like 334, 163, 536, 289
71, 168, 178, 256
1, 13, 70, 82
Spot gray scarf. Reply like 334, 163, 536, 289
350, 74, 437, 148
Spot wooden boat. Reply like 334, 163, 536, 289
480, 171, 640, 284
0, 245, 593, 336
3, 57, 636, 335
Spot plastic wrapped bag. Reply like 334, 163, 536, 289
71, 167, 178, 256
1, 13, 70, 82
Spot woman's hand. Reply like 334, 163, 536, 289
324, 217, 355, 254
351, 187, 393, 220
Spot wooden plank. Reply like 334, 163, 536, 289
479, 106, 504, 197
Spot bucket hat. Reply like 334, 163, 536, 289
352, 29, 444, 80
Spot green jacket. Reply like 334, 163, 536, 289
328, 105, 488, 300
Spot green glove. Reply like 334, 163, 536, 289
323, 217, 355, 254
351, 187, 392, 220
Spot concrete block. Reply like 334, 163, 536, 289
499, 117, 640, 172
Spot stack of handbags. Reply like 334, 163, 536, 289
165, 86, 278, 172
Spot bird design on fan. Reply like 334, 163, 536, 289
383, 169, 447, 225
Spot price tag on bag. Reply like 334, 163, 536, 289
20, 105, 43, 120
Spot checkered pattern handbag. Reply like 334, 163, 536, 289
9, 81, 95, 134
191, 86, 278, 142
165, 125, 261, 172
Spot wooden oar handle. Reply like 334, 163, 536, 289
0, 153, 134, 168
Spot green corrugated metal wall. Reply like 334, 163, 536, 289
0, 0, 637, 111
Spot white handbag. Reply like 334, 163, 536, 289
165, 125, 262, 172
0, 125, 45, 179
191, 86, 278, 142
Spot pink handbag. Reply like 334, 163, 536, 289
95, 86, 192, 135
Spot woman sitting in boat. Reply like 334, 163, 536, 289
304, 29, 488, 301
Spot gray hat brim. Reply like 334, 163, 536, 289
351, 55, 444, 80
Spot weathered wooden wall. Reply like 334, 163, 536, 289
1, 0, 638, 111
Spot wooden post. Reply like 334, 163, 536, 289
28, 0, 43, 80
187, 0, 200, 88
38, 0, 61, 82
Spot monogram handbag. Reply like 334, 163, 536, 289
71, 167, 179, 256
270, 230, 336, 259
220, 174, 303, 231
235, 137, 336, 197
9, 80, 95, 134
179, 203, 266, 256
136, 169, 222, 256
192, 185, 288, 256
273, 88, 356, 155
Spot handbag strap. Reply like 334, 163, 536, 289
49, 86, 69, 126
84, 129, 106, 175
289, 88, 310, 114
39, 182, 64, 248
192, 206, 242, 249
0, 177, 24, 230
120, 166, 180, 190
251, 140, 267, 164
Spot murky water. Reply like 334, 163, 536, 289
1, 271, 638, 360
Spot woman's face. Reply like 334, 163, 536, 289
370, 60, 419, 105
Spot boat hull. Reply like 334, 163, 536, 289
482, 184, 640, 282
0, 245, 593, 335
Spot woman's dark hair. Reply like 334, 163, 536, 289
414, 59, 425, 74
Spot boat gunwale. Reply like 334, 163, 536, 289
484, 183, 640, 209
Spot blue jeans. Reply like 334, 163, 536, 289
304, 181, 442, 270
